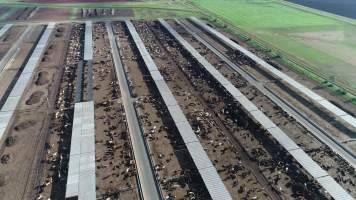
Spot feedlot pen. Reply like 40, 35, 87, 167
0, 18, 354, 200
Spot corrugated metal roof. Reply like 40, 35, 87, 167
0, 22, 54, 108
340, 115, 356, 129
66, 101, 96, 199
236, 95, 258, 112
223, 84, 243, 98
150, 70, 164, 81
318, 99, 347, 116
167, 105, 188, 123
186, 142, 214, 170
268, 127, 300, 151
79, 169, 96, 200
70, 138, 81, 156
200, 167, 234, 200
0, 112, 12, 129
213, 73, 230, 85
66, 154, 80, 198
159, 90, 178, 106
0, 24, 13, 38
80, 135, 95, 154
84, 21, 93, 61
11, 82, 28, 97
1, 96, 20, 112
289, 149, 328, 179
279, 74, 306, 90
298, 86, 324, 102
250, 110, 276, 130
79, 152, 96, 172
317, 176, 354, 200
175, 121, 199, 143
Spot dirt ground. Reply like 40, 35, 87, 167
115, 21, 209, 199
6, 7, 36, 21
0, 26, 44, 102
92, 22, 139, 199
173, 20, 356, 195
36, 23, 83, 200
0, 24, 71, 200
134, 20, 333, 199
0, 25, 26, 59
0, 18, 354, 200
29, 8, 72, 21
0, 111, 48, 200
133, 21, 276, 200
170, 19, 356, 197
190, 21, 356, 148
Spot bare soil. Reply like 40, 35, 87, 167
35, 71, 50, 86
1, 19, 355, 200
0, 25, 26, 59
169, 19, 356, 196
7, 7, 36, 21
0, 26, 44, 103
92, 22, 139, 199
36, 23, 82, 200
115, 21, 210, 199
0, 24, 71, 200
29, 8, 71, 21
135, 20, 331, 199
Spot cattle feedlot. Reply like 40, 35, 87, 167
0, 1, 355, 200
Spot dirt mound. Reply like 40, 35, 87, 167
5, 136, 17, 147
25, 91, 44, 105
0, 154, 10, 164
41, 57, 49, 62
55, 33, 63, 38
35, 71, 50, 86
44, 49, 53, 55
14, 120, 37, 131
57, 27, 65, 32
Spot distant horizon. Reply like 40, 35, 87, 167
287, 0, 356, 19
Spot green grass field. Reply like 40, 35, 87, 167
191, 0, 356, 101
